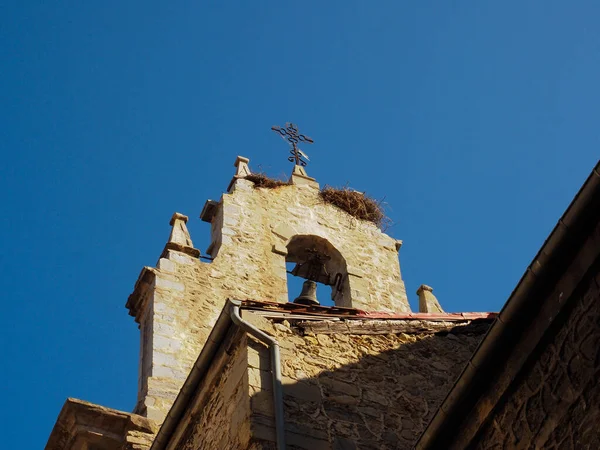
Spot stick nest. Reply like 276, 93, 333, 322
320, 186, 388, 229
245, 173, 289, 189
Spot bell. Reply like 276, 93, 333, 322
293, 280, 320, 306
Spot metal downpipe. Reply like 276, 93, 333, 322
229, 301, 286, 450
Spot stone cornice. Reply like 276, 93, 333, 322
161, 242, 200, 258
125, 267, 157, 324
45, 398, 156, 450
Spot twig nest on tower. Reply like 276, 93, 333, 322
319, 186, 389, 229
245, 173, 289, 189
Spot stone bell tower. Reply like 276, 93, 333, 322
126, 153, 409, 423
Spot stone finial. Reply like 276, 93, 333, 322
228, 156, 251, 191
164, 212, 200, 258
234, 156, 251, 177
417, 284, 444, 313
289, 164, 319, 189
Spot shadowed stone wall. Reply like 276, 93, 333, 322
471, 264, 600, 449
245, 315, 489, 450
175, 330, 253, 450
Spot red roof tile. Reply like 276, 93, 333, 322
239, 299, 497, 322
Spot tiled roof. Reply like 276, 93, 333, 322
240, 299, 497, 321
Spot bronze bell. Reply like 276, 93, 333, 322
293, 280, 320, 305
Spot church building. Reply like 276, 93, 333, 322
45, 126, 600, 449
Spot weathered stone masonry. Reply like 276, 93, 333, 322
156, 306, 492, 450
473, 267, 600, 449
175, 329, 253, 450
127, 158, 410, 423
247, 315, 489, 450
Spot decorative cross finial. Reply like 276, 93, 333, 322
271, 122, 314, 167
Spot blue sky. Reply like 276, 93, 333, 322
1, 1, 599, 448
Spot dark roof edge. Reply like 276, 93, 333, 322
416, 160, 600, 449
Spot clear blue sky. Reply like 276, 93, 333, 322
1, 1, 599, 448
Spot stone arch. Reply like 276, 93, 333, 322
285, 234, 352, 307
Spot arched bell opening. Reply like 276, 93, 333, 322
285, 235, 351, 308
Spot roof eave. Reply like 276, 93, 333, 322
416, 160, 600, 449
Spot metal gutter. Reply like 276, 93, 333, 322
416, 160, 600, 449
230, 301, 286, 450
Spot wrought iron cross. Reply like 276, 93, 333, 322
271, 122, 314, 167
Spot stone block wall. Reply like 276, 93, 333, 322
245, 315, 489, 450
207, 179, 409, 312
131, 243, 282, 422
151, 311, 490, 449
